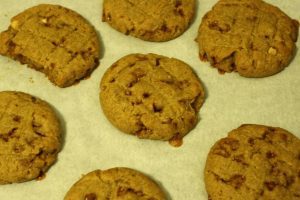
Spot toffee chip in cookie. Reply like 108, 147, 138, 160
196, 0, 299, 77
205, 124, 300, 200
100, 53, 205, 147
102, 0, 195, 42
64, 167, 167, 200
0, 4, 100, 87
0, 91, 61, 184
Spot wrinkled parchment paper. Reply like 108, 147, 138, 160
0, 0, 299, 199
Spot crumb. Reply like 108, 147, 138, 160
36, 172, 46, 181
169, 136, 183, 147
29, 77, 34, 83
83, 74, 91, 80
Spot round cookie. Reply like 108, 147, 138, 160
100, 53, 205, 146
0, 91, 61, 184
102, 0, 195, 42
64, 167, 167, 200
205, 124, 300, 200
196, 0, 299, 77
0, 4, 100, 87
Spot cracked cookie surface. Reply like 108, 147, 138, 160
102, 0, 195, 42
196, 0, 299, 77
0, 4, 100, 87
0, 91, 61, 184
205, 124, 300, 200
64, 168, 167, 200
100, 53, 205, 146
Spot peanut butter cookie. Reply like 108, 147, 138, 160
100, 53, 205, 146
0, 91, 61, 184
205, 124, 300, 200
64, 168, 167, 200
196, 0, 299, 77
0, 4, 100, 87
102, 0, 195, 42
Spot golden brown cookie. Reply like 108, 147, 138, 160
205, 124, 300, 200
196, 0, 299, 77
100, 53, 205, 146
102, 0, 195, 42
0, 4, 100, 87
0, 91, 61, 184
64, 168, 167, 200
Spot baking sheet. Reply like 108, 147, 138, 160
0, 0, 299, 199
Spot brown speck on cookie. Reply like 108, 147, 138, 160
84, 193, 97, 200
265, 181, 277, 191
12, 115, 21, 122
227, 174, 246, 189
266, 151, 277, 159
248, 137, 255, 146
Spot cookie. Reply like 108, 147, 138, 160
64, 167, 167, 200
0, 4, 100, 87
100, 53, 205, 146
196, 0, 299, 77
0, 91, 61, 184
102, 0, 195, 42
205, 124, 300, 200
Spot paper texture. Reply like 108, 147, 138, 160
0, 0, 299, 199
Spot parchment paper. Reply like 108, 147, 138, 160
0, 0, 299, 199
